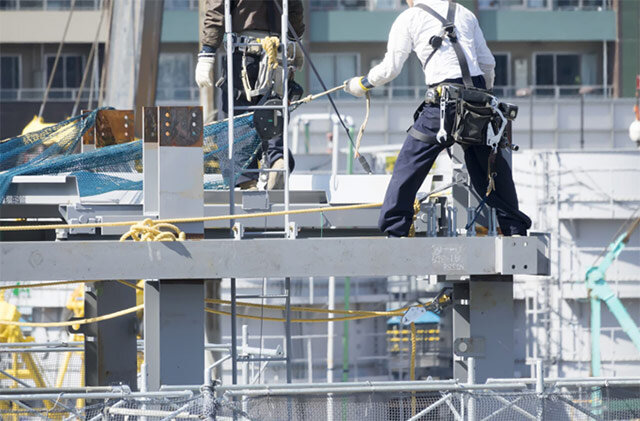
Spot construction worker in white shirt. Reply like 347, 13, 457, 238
344, 0, 531, 237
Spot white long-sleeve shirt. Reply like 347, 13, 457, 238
366, 0, 495, 88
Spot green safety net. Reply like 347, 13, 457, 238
0, 110, 262, 202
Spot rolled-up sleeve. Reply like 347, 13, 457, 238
366, 13, 412, 87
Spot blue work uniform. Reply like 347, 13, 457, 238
378, 77, 532, 237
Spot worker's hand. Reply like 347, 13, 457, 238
343, 76, 371, 98
195, 53, 215, 88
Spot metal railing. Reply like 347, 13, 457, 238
310, 0, 407, 12
312, 0, 612, 11
1, 85, 613, 103
479, 0, 612, 11
0, 0, 101, 10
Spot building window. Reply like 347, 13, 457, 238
156, 53, 195, 101
164, 0, 197, 10
493, 53, 510, 87
45, 55, 85, 90
1, 56, 20, 89
534, 53, 583, 95
388, 53, 424, 98
309, 53, 359, 98
1, 55, 20, 100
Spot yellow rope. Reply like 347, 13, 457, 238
410, 321, 417, 416
408, 199, 422, 238
257, 36, 280, 69
204, 307, 397, 323
0, 202, 382, 232
119, 218, 185, 242
0, 305, 143, 327
205, 298, 408, 317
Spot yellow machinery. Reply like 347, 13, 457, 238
0, 295, 55, 419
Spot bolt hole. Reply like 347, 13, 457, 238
165, 112, 170, 118
124, 123, 129, 128
192, 112, 197, 118
124, 132, 128, 136
523, 241, 528, 247
165, 122, 170, 127
192, 121, 197, 127
524, 265, 528, 269
165, 131, 170, 136
511, 264, 516, 269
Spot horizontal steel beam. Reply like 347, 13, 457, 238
0, 236, 548, 282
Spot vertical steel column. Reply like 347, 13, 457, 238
469, 275, 514, 383
230, 278, 238, 384
157, 106, 204, 234
82, 282, 137, 389
143, 106, 206, 390
452, 283, 470, 382
224, 0, 235, 229
281, 0, 291, 233
285, 277, 293, 383
144, 280, 205, 389
142, 106, 158, 217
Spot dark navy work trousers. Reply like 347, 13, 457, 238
221, 52, 294, 185
378, 76, 532, 237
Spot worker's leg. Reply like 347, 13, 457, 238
464, 145, 532, 235
379, 105, 446, 237
265, 135, 295, 172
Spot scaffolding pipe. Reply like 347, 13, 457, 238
220, 382, 528, 397
282, 0, 290, 232
224, 0, 235, 228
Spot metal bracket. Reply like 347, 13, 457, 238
232, 222, 244, 240
453, 337, 485, 357
287, 222, 298, 239
242, 191, 271, 211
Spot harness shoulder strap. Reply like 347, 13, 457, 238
414, 1, 474, 89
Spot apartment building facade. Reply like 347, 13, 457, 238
0, 0, 638, 138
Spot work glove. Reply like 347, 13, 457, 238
195, 53, 215, 88
344, 76, 372, 98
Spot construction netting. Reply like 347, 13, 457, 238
2, 386, 640, 420
0, 110, 262, 202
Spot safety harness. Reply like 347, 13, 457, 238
408, 1, 520, 227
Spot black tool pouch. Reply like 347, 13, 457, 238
451, 100, 493, 146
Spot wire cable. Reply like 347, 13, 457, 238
270, 0, 373, 174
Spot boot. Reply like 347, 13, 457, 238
267, 158, 285, 190
237, 179, 258, 191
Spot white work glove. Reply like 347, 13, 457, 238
195, 53, 215, 88
344, 76, 371, 98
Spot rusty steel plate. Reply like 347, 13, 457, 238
143, 107, 158, 143
158, 106, 203, 147
95, 110, 135, 147
81, 109, 95, 145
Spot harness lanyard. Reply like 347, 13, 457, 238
414, 1, 473, 89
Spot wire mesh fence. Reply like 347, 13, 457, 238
0, 349, 84, 389
1, 384, 640, 420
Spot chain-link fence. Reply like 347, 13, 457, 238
1, 384, 639, 420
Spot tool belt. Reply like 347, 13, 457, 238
419, 84, 519, 149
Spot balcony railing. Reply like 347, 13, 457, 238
0, 85, 613, 103
0, 0, 101, 10
310, 0, 407, 12
478, 0, 612, 11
